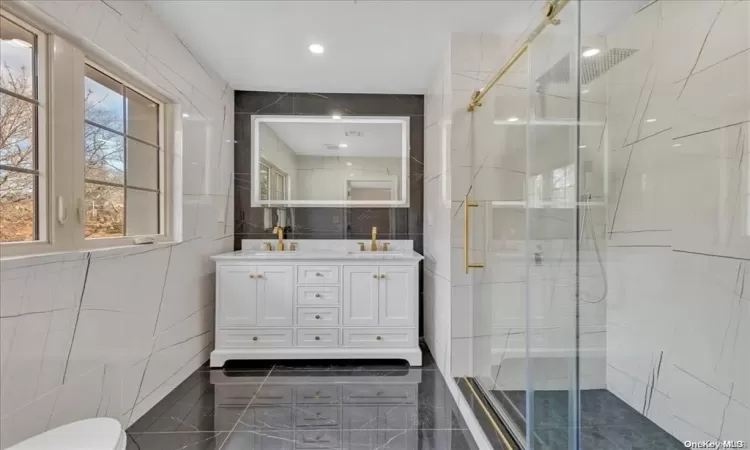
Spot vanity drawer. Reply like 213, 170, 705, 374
342, 328, 416, 348
294, 429, 341, 449
297, 286, 340, 306
218, 329, 292, 348
297, 307, 340, 326
297, 265, 340, 285
295, 385, 340, 404
295, 406, 340, 428
342, 385, 416, 405
296, 328, 340, 347
253, 385, 293, 404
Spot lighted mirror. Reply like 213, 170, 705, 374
251, 115, 410, 207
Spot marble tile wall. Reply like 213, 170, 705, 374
592, 0, 750, 443
0, 1, 233, 448
234, 91, 425, 329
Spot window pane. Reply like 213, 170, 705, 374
0, 16, 35, 97
260, 165, 269, 200
84, 66, 124, 132
0, 169, 36, 242
126, 138, 158, 190
85, 123, 124, 184
126, 188, 158, 236
0, 93, 36, 170
85, 182, 123, 238
126, 88, 158, 145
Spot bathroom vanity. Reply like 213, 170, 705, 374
210, 240, 423, 367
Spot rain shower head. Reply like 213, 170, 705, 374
536, 47, 638, 86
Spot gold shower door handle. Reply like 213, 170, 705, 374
464, 196, 485, 273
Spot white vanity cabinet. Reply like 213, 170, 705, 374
210, 243, 423, 367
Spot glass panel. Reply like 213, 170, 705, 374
525, 2, 581, 448
125, 188, 158, 236
0, 169, 35, 242
85, 182, 124, 238
125, 87, 158, 145
0, 93, 36, 170
84, 66, 124, 132
0, 16, 35, 96
126, 138, 158, 190
274, 171, 285, 200
85, 123, 124, 184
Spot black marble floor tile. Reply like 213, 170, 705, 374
492, 389, 684, 450
127, 347, 476, 450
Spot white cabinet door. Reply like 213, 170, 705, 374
256, 265, 294, 326
218, 265, 257, 327
378, 266, 414, 327
343, 265, 379, 326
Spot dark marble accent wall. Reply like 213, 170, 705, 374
234, 92, 424, 333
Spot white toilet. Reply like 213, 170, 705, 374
8, 418, 126, 450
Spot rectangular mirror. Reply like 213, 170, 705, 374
252, 115, 410, 207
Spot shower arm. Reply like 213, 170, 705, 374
466, 0, 570, 112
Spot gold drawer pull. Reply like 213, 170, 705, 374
256, 274, 263, 278
372, 274, 378, 279
315, 293, 321, 298
248, 274, 256, 278
376, 336, 382, 341
464, 195, 485, 273
314, 336, 320, 341
315, 315, 321, 319
380, 274, 386, 279
315, 272, 323, 277
252, 336, 258, 341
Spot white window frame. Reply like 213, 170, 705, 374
0, 7, 174, 258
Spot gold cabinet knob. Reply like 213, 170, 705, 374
315, 293, 321, 298
376, 335, 382, 341
372, 274, 378, 279
252, 336, 258, 341
249, 274, 256, 278
380, 274, 386, 279
314, 336, 320, 341
315, 315, 321, 319
314, 392, 320, 398
315, 272, 323, 277
256, 274, 263, 278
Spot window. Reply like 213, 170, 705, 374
528, 174, 543, 208
0, 9, 170, 257
551, 163, 576, 208
259, 158, 287, 201
0, 13, 46, 243
84, 65, 161, 238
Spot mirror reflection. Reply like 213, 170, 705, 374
253, 116, 409, 206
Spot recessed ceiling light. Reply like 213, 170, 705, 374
10, 38, 32, 48
582, 48, 601, 58
339, 143, 348, 148
332, 114, 342, 120
507, 117, 519, 123
581, 90, 590, 94
346, 162, 352, 166
309, 43, 325, 54
646, 118, 656, 123
182, 113, 189, 118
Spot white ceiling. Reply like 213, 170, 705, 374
146, 1, 651, 94
145, 0, 542, 94
265, 121, 403, 157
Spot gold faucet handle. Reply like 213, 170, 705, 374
382, 242, 390, 252
357, 242, 365, 252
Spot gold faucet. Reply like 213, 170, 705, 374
371, 226, 378, 252
272, 226, 285, 251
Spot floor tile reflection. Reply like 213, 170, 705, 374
127, 348, 476, 450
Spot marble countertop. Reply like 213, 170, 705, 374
211, 249, 424, 261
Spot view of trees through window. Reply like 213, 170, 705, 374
0, 15, 40, 243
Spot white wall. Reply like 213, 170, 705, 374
295, 156, 402, 201
597, 0, 750, 442
0, 1, 233, 447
